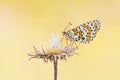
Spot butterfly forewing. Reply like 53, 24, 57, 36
72, 20, 101, 44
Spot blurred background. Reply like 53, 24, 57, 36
0, 0, 120, 80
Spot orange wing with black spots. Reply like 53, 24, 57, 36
65, 20, 101, 44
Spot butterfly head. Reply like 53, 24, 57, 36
62, 31, 67, 36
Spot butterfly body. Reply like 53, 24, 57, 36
62, 20, 101, 44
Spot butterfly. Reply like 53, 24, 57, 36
62, 20, 101, 45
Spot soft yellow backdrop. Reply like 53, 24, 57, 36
0, 0, 120, 80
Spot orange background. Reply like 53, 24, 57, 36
0, 0, 120, 80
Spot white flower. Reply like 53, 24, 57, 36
49, 35, 62, 49
28, 35, 78, 62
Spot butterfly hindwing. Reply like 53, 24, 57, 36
76, 20, 101, 44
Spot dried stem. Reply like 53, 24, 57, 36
54, 56, 58, 80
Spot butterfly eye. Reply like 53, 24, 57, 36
62, 32, 66, 35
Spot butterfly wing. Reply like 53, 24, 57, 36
76, 20, 101, 44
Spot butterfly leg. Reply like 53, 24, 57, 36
66, 39, 68, 46
60, 36, 64, 42
69, 40, 74, 47
74, 42, 79, 49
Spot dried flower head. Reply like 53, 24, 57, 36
28, 35, 78, 62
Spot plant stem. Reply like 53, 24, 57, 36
54, 57, 58, 80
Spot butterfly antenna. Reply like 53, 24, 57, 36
61, 22, 72, 43
63, 22, 72, 32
